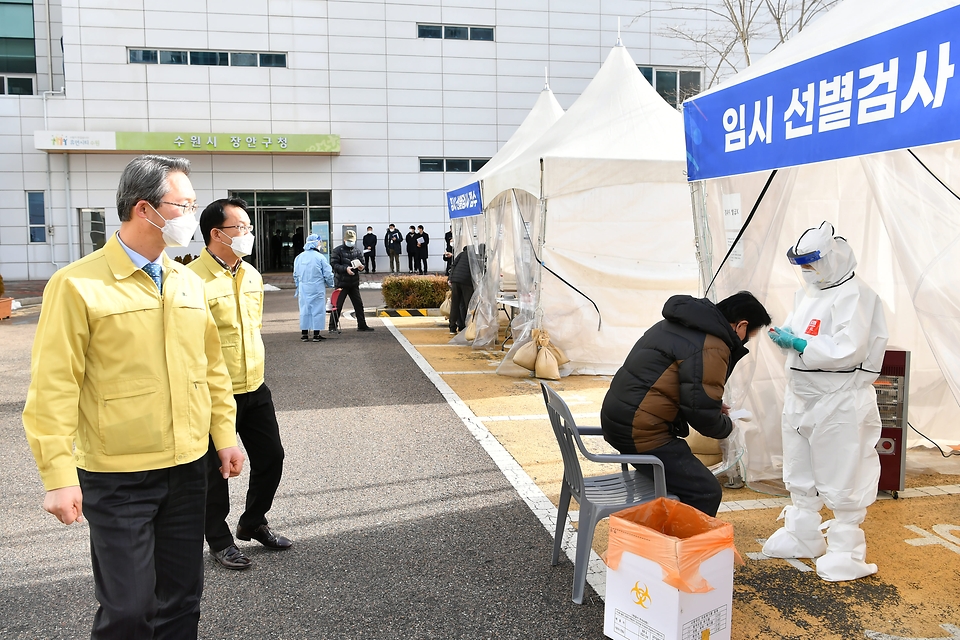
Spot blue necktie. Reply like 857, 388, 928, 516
143, 263, 162, 293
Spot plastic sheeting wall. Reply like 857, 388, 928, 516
697, 144, 960, 485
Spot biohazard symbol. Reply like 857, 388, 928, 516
630, 582, 651, 608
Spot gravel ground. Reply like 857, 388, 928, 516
0, 290, 606, 639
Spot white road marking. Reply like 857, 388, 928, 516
864, 623, 960, 639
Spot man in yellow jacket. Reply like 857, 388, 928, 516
190, 198, 292, 571
22, 155, 244, 639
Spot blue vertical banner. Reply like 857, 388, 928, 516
446, 181, 484, 218
684, 5, 960, 181
310, 222, 330, 261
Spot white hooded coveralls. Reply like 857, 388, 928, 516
762, 223, 888, 582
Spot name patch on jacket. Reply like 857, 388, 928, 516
805, 319, 821, 336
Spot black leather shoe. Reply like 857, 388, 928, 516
236, 524, 293, 550
357, 326, 375, 332
313, 333, 326, 341
211, 544, 252, 570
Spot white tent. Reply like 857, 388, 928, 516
683, 0, 960, 487
477, 44, 700, 375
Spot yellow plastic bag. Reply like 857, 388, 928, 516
535, 344, 560, 380
605, 497, 743, 593
439, 291, 452, 318
512, 340, 538, 371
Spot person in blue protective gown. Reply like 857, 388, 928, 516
763, 221, 888, 582
293, 233, 335, 342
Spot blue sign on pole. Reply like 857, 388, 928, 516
684, 5, 960, 181
446, 181, 483, 218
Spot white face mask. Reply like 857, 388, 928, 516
801, 268, 824, 286
147, 203, 198, 247
345, 240, 355, 247
220, 231, 255, 258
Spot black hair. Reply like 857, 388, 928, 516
199, 197, 249, 245
716, 291, 772, 335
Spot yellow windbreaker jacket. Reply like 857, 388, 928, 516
188, 250, 265, 394
22, 234, 238, 490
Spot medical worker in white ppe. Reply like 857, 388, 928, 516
762, 221, 888, 582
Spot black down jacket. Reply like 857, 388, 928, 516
600, 295, 749, 454
330, 243, 364, 288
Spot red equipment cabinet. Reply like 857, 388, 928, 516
873, 350, 910, 497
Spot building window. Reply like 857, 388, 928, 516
638, 65, 702, 108
418, 24, 442, 39
27, 191, 45, 243
231, 52, 258, 67
160, 50, 187, 65
419, 158, 444, 172
417, 23, 495, 41
79, 208, 106, 257
129, 49, 158, 64
190, 51, 229, 66
0, 0, 37, 74
6, 75, 31, 94
419, 158, 491, 173
259, 53, 286, 68
128, 48, 287, 68
470, 27, 494, 41
445, 158, 470, 172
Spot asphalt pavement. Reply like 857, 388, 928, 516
0, 290, 606, 639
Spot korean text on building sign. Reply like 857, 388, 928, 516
172, 135, 288, 149
446, 181, 484, 219
683, 5, 960, 181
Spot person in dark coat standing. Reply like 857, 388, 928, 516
405, 226, 418, 273
384, 224, 403, 273
329, 230, 374, 332
362, 226, 377, 273
416, 225, 429, 274
448, 247, 474, 334
600, 292, 770, 516
443, 226, 454, 276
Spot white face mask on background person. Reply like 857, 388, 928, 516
147, 203, 198, 247
220, 231, 255, 258
345, 240, 355, 247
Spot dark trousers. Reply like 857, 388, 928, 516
205, 383, 285, 552
79, 458, 207, 640
388, 251, 400, 272
633, 437, 723, 516
418, 253, 427, 274
449, 281, 474, 332
364, 252, 376, 272
407, 252, 415, 272
336, 283, 369, 328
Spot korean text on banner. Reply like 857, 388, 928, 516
446, 181, 483, 219
684, 4, 959, 181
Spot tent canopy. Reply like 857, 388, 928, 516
681, 0, 960, 487
476, 44, 698, 375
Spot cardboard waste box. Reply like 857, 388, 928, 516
604, 497, 742, 640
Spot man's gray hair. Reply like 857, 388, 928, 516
116, 155, 191, 221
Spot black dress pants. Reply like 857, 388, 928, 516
632, 437, 723, 516
449, 282, 474, 332
364, 252, 376, 272
79, 458, 207, 640
205, 383, 285, 552
336, 283, 369, 328
407, 252, 415, 272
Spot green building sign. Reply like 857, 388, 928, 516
35, 131, 340, 155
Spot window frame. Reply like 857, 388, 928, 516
27, 191, 46, 243
637, 64, 703, 108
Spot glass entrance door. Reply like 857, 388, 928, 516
257, 208, 306, 272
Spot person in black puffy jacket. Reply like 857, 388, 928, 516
447, 247, 474, 334
600, 292, 770, 515
330, 230, 373, 332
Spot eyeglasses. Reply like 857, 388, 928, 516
160, 201, 200, 215
218, 224, 254, 234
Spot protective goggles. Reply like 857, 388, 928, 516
786, 246, 821, 265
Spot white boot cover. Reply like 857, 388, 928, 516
816, 521, 876, 582
762, 505, 827, 559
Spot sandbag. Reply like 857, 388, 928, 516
535, 345, 560, 380
464, 319, 477, 342
512, 340, 538, 371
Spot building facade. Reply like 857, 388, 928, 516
0, 0, 785, 279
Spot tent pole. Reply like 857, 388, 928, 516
690, 180, 714, 298
534, 158, 547, 328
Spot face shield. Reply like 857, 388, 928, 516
787, 222, 839, 296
